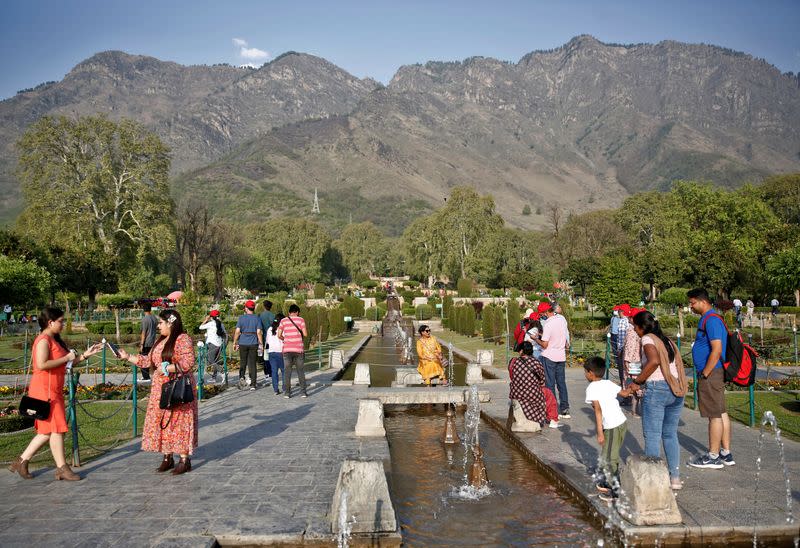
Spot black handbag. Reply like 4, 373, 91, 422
19, 394, 50, 420
159, 372, 194, 410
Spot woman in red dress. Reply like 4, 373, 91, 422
119, 309, 198, 474
8, 308, 104, 480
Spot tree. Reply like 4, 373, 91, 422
97, 293, 134, 341
522, 204, 531, 216
206, 221, 245, 301
767, 245, 800, 306
333, 222, 390, 279
590, 255, 642, 314
16, 115, 174, 294
563, 257, 600, 297
175, 201, 212, 291
0, 255, 51, 309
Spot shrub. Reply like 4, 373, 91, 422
442, 296, 454, 327
328, 307, 346, 338
342, 295, 365, 318
415, 304, 433, 320
457, 278, 473, 297
404, 280, 420, 288
313, 283, 326, 298
361, 280, 378, 289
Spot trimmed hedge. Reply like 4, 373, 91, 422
415, 304, 433, 320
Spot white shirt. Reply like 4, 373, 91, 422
541, 313, 569, 362
733, 299, 742, 308
199, 320, 224, 347
585, 380, 626, 430
265, 329, 283, 353
771, 299, 779, 307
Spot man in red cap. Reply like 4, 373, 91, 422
533, 301, 571, 418
233, 300, 264, 390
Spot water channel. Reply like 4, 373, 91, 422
338, 297, 603, 545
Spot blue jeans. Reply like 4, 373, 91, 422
268, 352, 285, 393
540, 356, 569, 414
642, 380, 684, 479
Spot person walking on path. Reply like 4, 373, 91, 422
278, 304, 308, 398
686, 288, 735, 469
746, 299, 755, 322
139, 302, 158, 381
771, 298, 780, 316
233, 300, 263, 391
198, 310, 225, 382
614, 304, 632, 407
8, 308, 104, 481
625, 310, 688, 490
119, 309, 198, 475
265, 314, 285, 395
533, 301, 571, 418
584, 356, 627, 501
259, 300, 275, 379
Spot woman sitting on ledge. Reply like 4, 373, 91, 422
509, 342, 559, 428
416, 324, 447, 386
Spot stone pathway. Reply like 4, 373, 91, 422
479, 366, 800, 544
0, 369, 388, 547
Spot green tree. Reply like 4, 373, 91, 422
0, 255, 51, 308
767, 244, 800, 306
333, 222, 391, 279
563, 257, 599, 297
522, 204, 531, 216
246, 218, 333, 288
590, 255, 642, 314
15, 115, 174, 295
97, 293, 134, 341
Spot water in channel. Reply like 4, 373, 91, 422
384, 406, 603, 547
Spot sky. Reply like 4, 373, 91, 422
1, 0, 799, 100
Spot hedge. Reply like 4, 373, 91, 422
85, 321, 137, 335
342, 295, 365, 318
415, 304, 433, 320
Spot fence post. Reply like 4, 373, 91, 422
23, 329, 29, 370
67, 360, 80, 467
604, 332, 611, 379
793, 326, 798, 366
748, 383, 755, 428
132, 361, 138, 436
197, 342, 205, 401
222, 340, 228, 386
101, 342, 107, 384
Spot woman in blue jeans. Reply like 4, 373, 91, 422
265, 315, 285, 395
626, 311, 688, 490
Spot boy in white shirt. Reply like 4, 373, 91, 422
584, 356, 628, 501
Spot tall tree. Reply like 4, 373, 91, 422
175, 201, 212, 291
206, 221, 245, 301
15, 115, 174, 290
333, 222, 390, 279
767, 244, 800, 306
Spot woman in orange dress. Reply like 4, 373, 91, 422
416, 324, 446, 385
8, 307, 104, 480
119, 309, 198, 474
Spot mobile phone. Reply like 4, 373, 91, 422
106, 340, 122, 359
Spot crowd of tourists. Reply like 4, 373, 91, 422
508, 288, 737, 502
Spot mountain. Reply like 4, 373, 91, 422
2, 37, 800, 233
174, 35, 800, 234
0, 50, 378, 222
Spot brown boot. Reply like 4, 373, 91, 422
8, 457, 33, 479
55, 464, 81, 481
171, 457, 191, 475
157, 454, 174, 472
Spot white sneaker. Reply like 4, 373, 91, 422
558, 413, 571, 419
246, 378, 252, 386
548, 421, 561, 429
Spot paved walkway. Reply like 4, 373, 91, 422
0, 368, 388, 547
479, 366, 800, 545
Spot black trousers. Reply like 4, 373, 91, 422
239, 344, 258, 384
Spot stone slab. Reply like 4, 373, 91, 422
618, 454, 682, 525
367, 387, 491, 405
355, 399, 386, 437
509, 399, 541, 432
353, 363, 371, 385
330, 460, 397, 534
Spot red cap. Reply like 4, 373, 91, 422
612, 304, 621, 311
210, 310, 220, 317
529, 312, 540, 321
245, 300, 255, 309
537, 302, 552, 313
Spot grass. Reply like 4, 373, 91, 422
0, 399, 148, 470
726, 392, 800, 442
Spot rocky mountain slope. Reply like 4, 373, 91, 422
3, 36, 799, 233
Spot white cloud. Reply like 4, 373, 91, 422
240, 46, 270, 60
232, 38, 248, 47
240, 62, 261, 69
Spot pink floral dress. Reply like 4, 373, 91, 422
138, 333, 198, 455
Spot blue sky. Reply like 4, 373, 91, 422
1, 0, 799, 100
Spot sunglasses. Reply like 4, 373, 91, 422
423, 329, 431, 333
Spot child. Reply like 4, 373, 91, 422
584, 357, 628, 501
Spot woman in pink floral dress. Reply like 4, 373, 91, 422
119, 309, 198, 474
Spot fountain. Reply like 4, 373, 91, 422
463, 384, 489, 489
442, 404, 460, 445
754, 410, 796, 548
336, 491, 352, 548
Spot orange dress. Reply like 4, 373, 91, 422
139, 334, 198, 455
28, 334, 69, 434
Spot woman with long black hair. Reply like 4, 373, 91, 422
626, 310, 688, 490
119, 309, 197, 475
8, 308, 104, 480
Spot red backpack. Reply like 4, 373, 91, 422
699, 313, 758, 387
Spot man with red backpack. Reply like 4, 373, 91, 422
687, 288, 734, 469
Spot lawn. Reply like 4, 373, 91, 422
726, 391, 800, 442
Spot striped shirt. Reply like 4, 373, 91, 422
279, 316, 306, 353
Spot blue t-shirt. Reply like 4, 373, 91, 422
692, 310, 727, 372
259, 311, 275, 334
236, 314, 262, 346
610, 315, 620, 335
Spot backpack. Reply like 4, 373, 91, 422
698, 313, 758, 387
